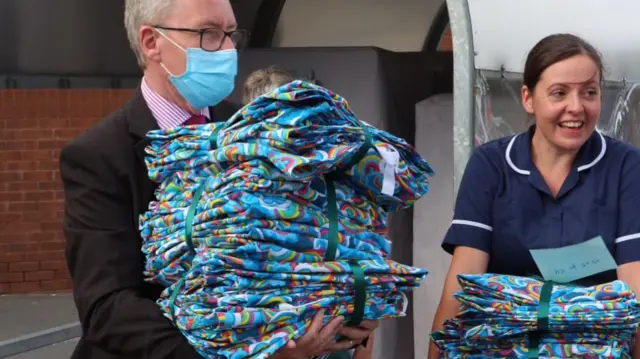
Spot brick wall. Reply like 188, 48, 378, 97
0, 89, 135, 294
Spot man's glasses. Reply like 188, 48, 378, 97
153, 25, 250, 52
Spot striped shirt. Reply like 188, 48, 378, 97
140, 78, 210, 129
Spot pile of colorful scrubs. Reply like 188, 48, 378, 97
139, 81, 433, 358
431, 274, 640, 358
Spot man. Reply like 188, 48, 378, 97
59, 1, 377, 358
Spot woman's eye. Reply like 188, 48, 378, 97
550, 91, 565, 98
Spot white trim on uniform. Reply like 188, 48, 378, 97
451, 219, 493, 232
506, 131, 607, 175
615, 233, 640, 244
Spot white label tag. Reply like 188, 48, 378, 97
376, 145, 399, 196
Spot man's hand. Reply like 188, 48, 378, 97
271, 310, 357, 359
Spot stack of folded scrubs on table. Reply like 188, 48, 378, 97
431, 273, 640, 358
139, 80, 434, 359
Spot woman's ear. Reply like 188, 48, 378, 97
521, 85, 535, 115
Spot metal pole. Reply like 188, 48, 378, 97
446, 0, 476, 199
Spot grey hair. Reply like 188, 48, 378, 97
242, 66, 302, 105
124, 0, 175, 68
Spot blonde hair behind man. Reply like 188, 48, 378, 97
242, 66, 299, 104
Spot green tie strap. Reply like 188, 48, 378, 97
527, 280, 554, 358
184, 183, 206, 255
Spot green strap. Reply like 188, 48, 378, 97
321, 122, 370, 329
168, 276, 187, 321
324, 122, 373, 261
325, 176, 339, 261
527, 281, 554, 358
340, 123, 373, 172
209, 126, 222, 149
185, 183, 206, 255
347, 261, 366, 327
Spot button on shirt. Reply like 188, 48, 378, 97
442, 126, 640, 284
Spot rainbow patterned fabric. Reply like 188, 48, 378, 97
140, 80, 433, 358
431, 274, 640, 358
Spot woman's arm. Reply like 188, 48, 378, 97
617, 263, 640, 359
615, 149, 640, 358
428, 247, 489, 359
427, 147, 500, 359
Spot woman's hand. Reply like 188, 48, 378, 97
353, 332, 375, 359
271, 309, 358, 359
338, 320, 379, 348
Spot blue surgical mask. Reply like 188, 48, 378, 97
158, 30, 237, 109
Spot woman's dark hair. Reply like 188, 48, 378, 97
523, 33, 604, 91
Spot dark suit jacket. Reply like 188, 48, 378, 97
59, 86, 239, 359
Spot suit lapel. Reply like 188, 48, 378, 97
124, 87, 160, 213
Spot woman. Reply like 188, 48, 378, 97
428, 33, 640, 358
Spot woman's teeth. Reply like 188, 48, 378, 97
559, 121, 584, 129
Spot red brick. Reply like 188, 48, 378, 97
0, 89, 133, 293
40, 260, 67, 270
0, 172, 23, 182
0, 192, 23, 202
8, 182, 39, 191
23, 171, 54, 182
25, 270, 55, 281
0, 150, 22, 161
0, 272, 24, 283
39, 119, 70, 128
54, 129, 81, 140
3, 222, 36, 233
40, 279, 72, 291
0, 213, 23, 222
9, 262, 39, 272
0, 253, 25, 262
37, 201, 63, 212
26, 250, 65, 262
5, 140, 39, 150
37, 160, 59, 171
2, 129, 54, 140
24, 191, 55, 202
8, 202, 38, 212
55, 270, 71, 279
40, 222, 62, 232
5, 161, 38, 171
38, 140, 68, 150
22, 151, 55, 161
40, 241, 65, 251
39, 181, 62, 191
5, 119, 38, 129
10, 281, 42, 293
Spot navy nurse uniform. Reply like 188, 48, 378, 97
442, 126, 640, 285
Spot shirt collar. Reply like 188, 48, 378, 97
140, 77, 209, 130
506, 125, 607, 176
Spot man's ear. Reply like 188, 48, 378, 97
521, 85, 534, 115
140, 25, 160, 63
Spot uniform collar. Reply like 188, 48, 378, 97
506, 125, 607, 176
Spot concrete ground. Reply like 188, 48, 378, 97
0, 294, 78, 359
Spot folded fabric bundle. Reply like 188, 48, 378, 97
159, 254, 422, 359
140, 80, 433, 358
141, 167, 393, 287
144, 80, 434, 212
431, 274, 640, 358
